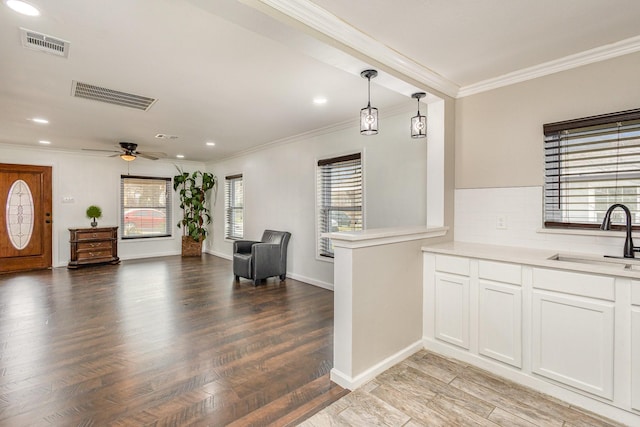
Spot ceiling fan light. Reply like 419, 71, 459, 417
120, 153, 136, 161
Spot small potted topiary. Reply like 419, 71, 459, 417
86, 205, 102, 228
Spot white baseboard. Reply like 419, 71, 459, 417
206, 249, 232, 260
120, 251, 181, 261
330, 340, 423, 390
286, 272, 334, 291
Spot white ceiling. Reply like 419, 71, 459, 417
1, 0, 639, 163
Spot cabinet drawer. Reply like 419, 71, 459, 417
479, 260, 521, 285
435, 255, 470, 276
76, 231, 113, 240
77, 249, 113, 261
77, 241, 111, 250
532, 268, 614, 301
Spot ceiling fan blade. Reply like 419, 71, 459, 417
137, 152, 159, 160
82, 148, 121, 153
139, 151, 167, 159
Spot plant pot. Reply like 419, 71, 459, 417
90, 219, 98, 227
182, 236, 202, 256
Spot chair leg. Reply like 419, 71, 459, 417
235, 275, 239, 281
253, 279, 260, 286
279, 274, 286, 281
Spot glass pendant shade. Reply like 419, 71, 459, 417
120, 153, 136, 161
411, 114, 426, 138
360, 69, 378, 135
411, 92, 427, 139
360, 104, 378, 135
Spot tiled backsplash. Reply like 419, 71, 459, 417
455, 186, 629, 256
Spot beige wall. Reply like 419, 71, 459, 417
456, 51, 640, 189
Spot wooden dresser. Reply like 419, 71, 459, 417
68, 227, 120, 268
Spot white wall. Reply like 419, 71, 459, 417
454, 51, 640, 255
206, 110, 429, 288
0, 144, 205, 267
456, 51, 640, 189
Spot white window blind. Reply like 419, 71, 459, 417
121, 176, 171, 238
225, 174, 243, 239
317, 153, 363, 258
544, 109, 640, 229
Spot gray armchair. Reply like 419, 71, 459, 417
233, 230, 291, 286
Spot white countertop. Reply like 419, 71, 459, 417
422, 241, 640, 279
324, 226, 448, 249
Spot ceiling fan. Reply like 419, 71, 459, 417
83, 142, 166, 161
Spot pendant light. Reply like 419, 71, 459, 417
360, 69, 378, 135
411, 92, 427, 138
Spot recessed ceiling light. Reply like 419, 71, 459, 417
176, 154, 184, 159
5, 0, 40, 16
32, 117, 49, 124
38, 140, 51, 144
206, 142, 215, 146
313, 97, 327, 105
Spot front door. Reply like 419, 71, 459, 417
0, 163, 52, 273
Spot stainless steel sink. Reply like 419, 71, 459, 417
548, 253, 640, 270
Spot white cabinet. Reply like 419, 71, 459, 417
478, 260, 522, 368
532, 268, 615, 400
434, 254, 470, 349
632, 282, 640, 411
424, 248, 640, 424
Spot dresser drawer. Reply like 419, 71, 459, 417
76, 230, 113, 240
77, 249, 114, 261
77, 241, 111, 250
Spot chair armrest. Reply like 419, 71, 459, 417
233, 240, 259, 254
252, 243, 282, 278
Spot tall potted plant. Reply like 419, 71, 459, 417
173, 167, 217, 256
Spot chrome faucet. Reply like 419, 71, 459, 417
600, 203, 640, 258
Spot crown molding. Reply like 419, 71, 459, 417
258, 0, 459, 98
458, 35, 640, 98
257, 0, 640, 99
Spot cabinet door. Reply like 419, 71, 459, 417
479, 281, 522, 368
632, 308, 640, 410
532, 291, 614, 399
434, 273, 470, 349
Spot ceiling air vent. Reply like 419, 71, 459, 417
71, 81, 157, 111
20, 28, 69, 58
155, 134, 179, 140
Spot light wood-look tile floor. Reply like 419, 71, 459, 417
300, 350, 628, 427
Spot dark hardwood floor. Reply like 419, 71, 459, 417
0, 254, 347, 426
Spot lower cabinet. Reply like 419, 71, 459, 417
478, 280, 522, 368
434, 273, 470, 349
425, 251, 639, 423
532, 290, 614, 399
632, 283, 640, 411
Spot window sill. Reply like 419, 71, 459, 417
537, 227, 640, 238
120, 235, 175, 243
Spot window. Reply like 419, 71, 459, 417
225, 174, 243, 239
317, 153, 363, 258
544, 109, 640, 229
121, 176, 171, 238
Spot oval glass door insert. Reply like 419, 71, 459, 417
5, 179, 35, 250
